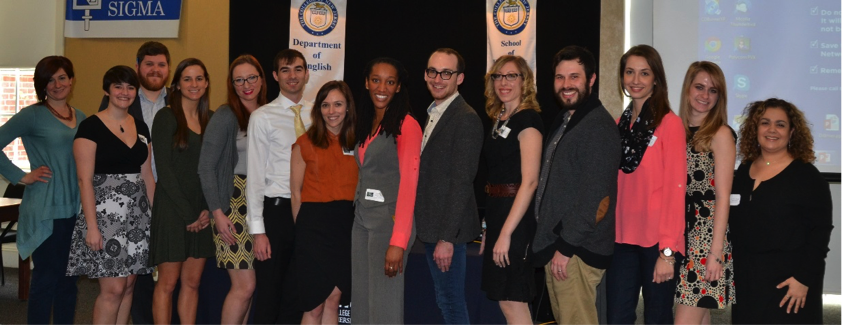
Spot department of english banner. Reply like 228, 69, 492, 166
65, 0, 182, 38
290, 0, 347, 102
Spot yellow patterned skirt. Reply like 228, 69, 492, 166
210, 174, 255, 269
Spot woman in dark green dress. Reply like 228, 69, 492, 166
149, 58, 214, 324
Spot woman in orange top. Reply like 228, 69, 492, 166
290, 80, 358, 324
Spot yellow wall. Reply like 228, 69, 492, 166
64, 0, 229, 116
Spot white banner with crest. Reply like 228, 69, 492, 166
486, 0, 537, 74
290, 0, 347, 102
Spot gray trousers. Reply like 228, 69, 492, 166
351, 204, 416, 324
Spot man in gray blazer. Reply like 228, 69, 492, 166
415, 48, 484, 324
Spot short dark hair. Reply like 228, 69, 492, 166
553, 45, 596, 78
102, 65, 140, 92
34, 56, 74, 102
136, 41, 170, 65
432, 48, 465, 73
273, 49, 307, 71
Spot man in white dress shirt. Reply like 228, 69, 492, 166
246, 49, 312, 324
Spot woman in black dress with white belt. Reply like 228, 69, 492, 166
729, 98, 833, 324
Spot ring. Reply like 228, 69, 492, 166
389, 266, 394, 270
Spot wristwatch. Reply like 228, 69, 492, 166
661, 247, 674, 257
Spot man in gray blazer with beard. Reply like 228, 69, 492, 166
414, 48, 484, 324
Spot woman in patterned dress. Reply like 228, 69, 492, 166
67, 65, 156, 324
674, 61, 736, 324
198, 54, 267, 324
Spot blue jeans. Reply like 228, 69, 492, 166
28, 217, 79, 324
606, 243, 681, 325
423, 242, 470, 324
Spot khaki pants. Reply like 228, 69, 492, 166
544, 255, 605, 324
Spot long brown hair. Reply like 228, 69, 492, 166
308, 81, 356, 149
679, 61, 728, 152
738, 98, 815, 163
169, 58, 211, 150
618, 45, 671, 128
483, 55, 541, 119
227, 55, 267, 131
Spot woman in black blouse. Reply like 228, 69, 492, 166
730, 98, 833, 324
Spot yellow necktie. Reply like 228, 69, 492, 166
290, 104, 306, 137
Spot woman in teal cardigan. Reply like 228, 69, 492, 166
0, 56, 86, 324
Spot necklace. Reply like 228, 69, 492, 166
491, 105, 520, 139
45, 102, 73, 121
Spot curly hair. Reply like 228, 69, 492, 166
678, 61, 728, 152
484, 55, 541, 119
738, 98, 815, 163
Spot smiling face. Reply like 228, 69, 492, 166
136, 54, 169, 92
366, 63, 401, 110
273, 57, 308, 100
687, 71, 719, 117
623, 55, 655, 102
757, 107, 794, 155
554, 59, 595, 110
107, 82, 138, 110
321, 89, 347, 134
493, 61, 523, 110
232, 63, 262, 107
177, 65, 208, 103
45, 68, 73, 102
425, 52, 463, 105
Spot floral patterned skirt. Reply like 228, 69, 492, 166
66, 173, 153, 278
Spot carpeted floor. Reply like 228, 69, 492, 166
0, 266, 840, 324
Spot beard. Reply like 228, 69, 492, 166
139, 71, 167, 91
556, 83, 591, 111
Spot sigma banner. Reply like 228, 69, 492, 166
290, 0, 347, 102
65, 0, 182, 38
486, 0, 537, 74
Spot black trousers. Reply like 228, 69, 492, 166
253, 196, 301, 324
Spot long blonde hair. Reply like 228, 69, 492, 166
679, 61, 728, 152
483, 55, 541, 119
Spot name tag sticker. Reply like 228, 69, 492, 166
730, 194, 740, 206
648, 135, 658, 147
138, 134, 148, 145
364, 189, 385, 202
498, 126, 512, 138
342, 147, 354, 156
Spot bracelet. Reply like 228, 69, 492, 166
661, 256, 675, 265
708, 253, 723, 265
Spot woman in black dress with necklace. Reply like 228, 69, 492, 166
729, 98, 832, 324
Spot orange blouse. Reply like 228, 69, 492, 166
295, 133, 358, 202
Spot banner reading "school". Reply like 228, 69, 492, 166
486, 0, 537, 74
64, 0, 182, 38
290, 0, 348, 102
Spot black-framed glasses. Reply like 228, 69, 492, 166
490, 73, 523, 81
232, 75, 260, 86
425, 68, 460, 80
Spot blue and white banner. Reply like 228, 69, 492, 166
290, 0, 347, 101
64, 0, 182, 38
486, 0, 537, 73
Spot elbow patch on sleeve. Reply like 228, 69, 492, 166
595, 196, 610, 224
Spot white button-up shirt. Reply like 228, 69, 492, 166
421, 91, 460, 152
246, 95, 312, 234
139, 87, 167, 180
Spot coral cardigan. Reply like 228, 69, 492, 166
615, 112, 687, 255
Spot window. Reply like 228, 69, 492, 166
0, 68, 36, 170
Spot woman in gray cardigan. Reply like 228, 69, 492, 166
198, 55, 267, 324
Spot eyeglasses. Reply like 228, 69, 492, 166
232, 75, 260, 86
490, 73, 523, 81
425, 68, 460, 80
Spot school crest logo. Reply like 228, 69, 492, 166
298, 0, 338, 36
493, 0, 530, 35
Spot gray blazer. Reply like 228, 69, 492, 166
414, 95, 484, 244
198, 105, 241, 213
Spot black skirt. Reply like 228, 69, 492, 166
294, 200, 355, 311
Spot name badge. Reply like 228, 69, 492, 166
648, 135, 658, 147
730, 194, 740, 206
342, 147, 354, 156
138, 134, 148, 145
498, 126, 512, 138
365, 189, 385, 202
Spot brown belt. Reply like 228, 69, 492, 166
485, 183, 520, 198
